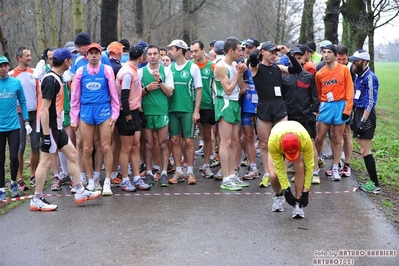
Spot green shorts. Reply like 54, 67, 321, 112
146, 114, 169, 129
215, 98, 240, 124
168, 112, 194, 138
63, 112, 71, 127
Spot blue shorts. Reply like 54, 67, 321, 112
318, 100, 349, 125
241, 112, 257, 127
80, 103, 111, 125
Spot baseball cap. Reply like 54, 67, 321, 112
167, 39, 189, 50
299, 44, 312, 54
129, 45, 144, 59
0, 55, 10, 65
276, 55, 290, 66
261, 41, 279, 52
290, 46, 303, 55
87, 42, 102, 53
136, 40, 149, 54
74, 32, 92, 46
320, 40, 332, 48
306, 41, 316, 52
107, 41, 124, 54
209, 40, 217, 47
281, 133, 300, 162
323, 44, 337, 57
245, 38, 260, 48
119, 39, 130, 50
214, 41, 225, 54
65, 41, 78, 53
349, 49, 370, 61
53, 48, 73, 61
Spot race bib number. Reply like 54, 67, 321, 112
327, 92, 334, 102
274, 86, 282, 97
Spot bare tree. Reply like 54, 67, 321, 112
34, 0, 46, 52
72, 0, 83, 34
100, 0, 119, 46
299, 0, 316, 44
341, 0, 368, 53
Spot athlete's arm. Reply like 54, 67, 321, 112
40, 98, 52, 135
214, 62, 244, 95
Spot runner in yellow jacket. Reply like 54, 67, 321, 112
268, 120, 314, 218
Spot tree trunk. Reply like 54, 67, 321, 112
101, 0, 119, 47
72, 0, 83, 34
299, 0, 316, 44
275, 0, 282, 44
0, 24, 12, 68
182, 0, 190, 44
367, 0, 375, 72
341, 0, 368, 54
51, 2, 56, 47
34, 0, 46, 53
323, 0, 340, 44
135, 0, 144, 39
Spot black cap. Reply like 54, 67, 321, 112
323, 44, 337, 57
119, 39, 130, 50
290, 46, 303, 55
245, 38, 260, 48
261, 41, 278, 52
129, 45, 144, 59
74, 32, 92, 46
306, 41, 316, 52
299, 44, 312, 54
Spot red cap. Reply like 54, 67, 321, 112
281, 133, 300, 162
87, 42, 102, 53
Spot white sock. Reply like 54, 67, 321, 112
122, 177, 130, 183
111, 172, 118, 179
187, 166, 193, 174
104, 177, 111, 184
176, 167, 183, 174
133, 175, 140, 182
153, 165, 160, 171
93, 171, 100, 179
58, 151, 68, 174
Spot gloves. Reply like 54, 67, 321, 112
283, 187, 296, 207
356, 121, 366, 137
25, 123, 32, 135
40, 48, 49, 61
342, 113, 350, 121
139, 111, 147, 128
308, 112, 317, 125
41, 134, 51, 152
299, 191, 309, 208
126, 119, 135, 135
249, 49, 260, 67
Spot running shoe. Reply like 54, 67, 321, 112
159, 173, 169, 187
202, 167, 214, 178
240, 156, 249, 167
75, 190, 101, 204
359, 180, 381, 194
331, 169, 341, 181
259, 174, 270, 187
102, 181, 113, 196
70, 179, 76, 194
29, 176, 36, 187
30, 197, 58, 211
111, 174, 123, 187
60, 173, 71, 186
243, 170, 260, 180
0, 191, 7, 201
51, 177, 62, 191
287, 164, 295, 174
318, 157, 326, 167
214, 169, 223, 181
17, 180, 29, 191
323, 152, 333, 159
167, 161, 175, 174
133, 179, 151, 190
341, 165, 351, 177
81, 175, 88, 186
292, 202, 305, 218
169, 172, 184, 184
187, 172, 196, 185
121, 180, 137, 192
220, 179, 242, 191
144, 173, 155, 185
93, 176, 102, 191
87, 181, 95, 192
311, 174, 321, 184
195, 146, 204, 156
272, 195, 285, 212
232, 175, 249, 187
153, 171, 161, 182
10, 182, 20, 198
291, 176, 295, 182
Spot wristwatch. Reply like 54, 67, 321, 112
144, 86, 149, 92
158, 78, 163, 84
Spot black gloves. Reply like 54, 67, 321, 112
139, 111, 147, 128
126, 119, 135, 135
249, 49, 260, 67
41, 135, 51, 152
299, 191, 309, 208
40, 48, 49, 61
356, 120, 368, 137
283, 187, 296, 207
308, 112, 317, 125
342, 113, 350, 121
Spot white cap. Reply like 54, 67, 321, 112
320, 40, 332, 48
349, 49, 370, 61
167, 39, 189, 50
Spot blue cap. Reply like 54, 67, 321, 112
277, 55, 290, 66
54, 48, 73, 61
136, 40, 149, 54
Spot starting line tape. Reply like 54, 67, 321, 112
1, 187, 359, 203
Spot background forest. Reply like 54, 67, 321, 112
0, 0, 398, 70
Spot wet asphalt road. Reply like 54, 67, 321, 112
0, 146, 398, 266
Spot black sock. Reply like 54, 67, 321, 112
363, 154, 379, 186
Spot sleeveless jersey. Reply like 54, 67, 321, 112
198, 60, 214, 110
116, 63, 142, 111
169, 61, 196, 112
214, 60, 240, 101
242, 69, 257, 113
253, 64, 284, 103
80, 64, 110, 105
141, 65, 168, 115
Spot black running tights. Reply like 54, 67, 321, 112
0, 129, 20, 188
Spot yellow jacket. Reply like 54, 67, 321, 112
268, 121, 314, 190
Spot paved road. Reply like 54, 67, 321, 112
0, 152, 398, 265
